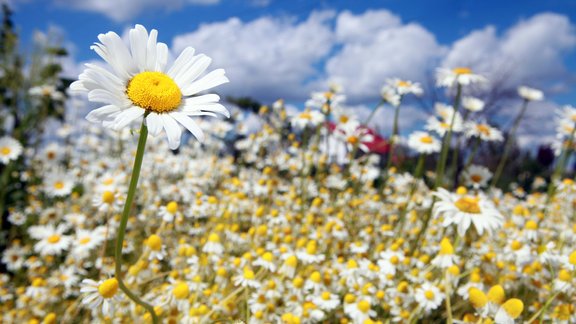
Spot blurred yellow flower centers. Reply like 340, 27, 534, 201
53, 181, 64, 190
146, 234, 162, 251
166, 201, 178, 213
452, 67, 472, 75
47, 234, 61, 244
102, 191, 115, 204
424, 290, 435, 300
439, 238, 454, 255
173, 282, 190, 299
98, 278, 119, 298
1, 146, 10, 155
126, 71, 181, 113
468, 288, 488, 309
347, 135, 359, 145
501, 298, 524, 319
420, 135, 434, 144
454, 196, 481, 214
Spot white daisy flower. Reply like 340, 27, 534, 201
80, 278, 122, 317
144, 234, 166, 261
433, 188, 504, 237
29, 223, 72, 256
462, 96, 485, 112
464, 121, 503, 142
518, 86, 543, 101
436, 67, 487, 87
0, 136, 23, 164
408, 131, 441, 154
71, 24, 230, 149
43, 173, 75, 197
312, 291, 340, 311
414, 283, 444, 312
462, 164, 492, 189
494, 298, 524, 324
290, 109, 325, 131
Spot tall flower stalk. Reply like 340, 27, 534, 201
434, 83, 462, 189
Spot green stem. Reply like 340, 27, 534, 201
114, 119, 158, 324
545, 123, 576, 206
434, 84, 462, 189
463, 138, 480, 171
491, 99, 529, 188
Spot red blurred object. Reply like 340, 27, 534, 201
328, 122, 390, 154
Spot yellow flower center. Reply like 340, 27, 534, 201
397, 80, 409, 87
558, 269, 572, 282
470, 174, 483, 183
1, 147, 11, 155
340, 115, 349, 123
285, 255, 297, 267
453, 67, 472, 75
262, 252, 273, 262
126, 71, 182, 113
146, 234, 162, 251
454, 196, 481, 214
79, 237, 91, 245
54, 181, 65, 190
347, 135, 359, 145
424, 290, 435, 300
243, 268, 255, 280
208, 233, 220, 243
47, 235, 61, 244
310, 271, 322, 283
321, 291, 331, 300
487, 285, 505, 304
440, 122, 450, 129
357, 300, 371, 313
98, 278, 119, 299
569, 251, 576, 266
32, 278, 46, 287
299, 111, 312, 120
468, 287, 488, 309
102, 191, 115, 205
502, 298, 524, 319
420, 135, 433, 144
173, 282, 190, 299
166, 201, 178, 214
477, 124, 491, 136
525, 220, 538, 230
306, 241, 317, 255
439, 238, 454, 255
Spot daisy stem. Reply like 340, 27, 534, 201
444, 271, 453, 324
384, 103, 401, 180
546, 122, 576, 206
435, 84, 462, 189
114, 118, 158, 324
462, 137, 480, 172
491, 99, 529, 188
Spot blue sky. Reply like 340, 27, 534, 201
8, 0, 576, 145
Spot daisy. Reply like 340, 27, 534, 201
43, 173, 75, 197
462, 165, 492, 188
436, 67, 487, 87
253, 251, 277, 272
278, 255, 298, 278
431, 237, 459, 268
202, 232, 224, 255
29, 84, 65, 101
464, 121, 503, 142
334, 119, 374, 153
0, 136, 23, 164
462, 96, 485, 112
71, 228, 106, 259
408, 131, 441, 154
494, 298, 523, 324
346, 299, 376, 324
158, 201, 181, 222
71, 24, 230, 149
518, 86, 543, 101
144, 234, 167, 261
7, 211, 26, 226
290, 109, 325, 131
80, 278, 123, 317
433, 188, 504, 237
233, 267, 261, 289
312, 291, 340, 311
414, 283, 444, 312
468, 287, 490, 318
29, 223, 72, 256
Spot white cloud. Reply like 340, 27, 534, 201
443, 13, 576, 90
172, 11, 335, 101
53, 0, 219, 22
324, 10, 446, 102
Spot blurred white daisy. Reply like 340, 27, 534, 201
462, 164, 492, 188
436, 67, 487, 87
80, 278, 122, 317
433, 188, 504, 237
518, 85, 543, 101
415, 283, 444, 312
408, 131, 441, 154
71, 24, 229, 149
0, 136, 23, 164
462, 96, 485, 112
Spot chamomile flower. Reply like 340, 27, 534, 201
415, 283, 444, 312
464, 121, 503, 142
462, 165, 492, 188
291, 109, 325, 131
408, 131, 441, 154
202, 232, 224, 255
436, 67, 487, 87
29, 224, 72, 256
433, 188, 504, 237
80, 278, 122, 317
312, 291, 340, 311
431, 237, 459, 268
43, 174, 75, 197
71, 24, 230, 149
233, 267, 261, 289
494, 298, 523, 324
462, 96, 485, 112
518, 86, 543, 101
144, 234, 167, 261
0, 136, 23, 164
158, 201, 181, 222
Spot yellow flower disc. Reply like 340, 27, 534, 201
98, 278, 119, 299
126, 71, 181, 113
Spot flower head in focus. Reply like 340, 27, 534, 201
71, 24, 230, 149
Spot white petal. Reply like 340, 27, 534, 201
130, 25, 148, 71
173, 55, 211, 89
155, 43, 168, 72
181, 69, 229, 96
88, 89, 129, 107
160, 114, 183, 149
167, 47, 195, 78
145, 113, 163, 136
145, 29, 158, 71
110, 107, 145, 130
170, 111, 205, 142
181, 102, 229, 118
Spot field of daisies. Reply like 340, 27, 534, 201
1, 11, 576, 324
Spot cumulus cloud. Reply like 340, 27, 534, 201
325, 10, 445, 101
53, 0, 220, 22
173, 11, 335, 101
443, 13, 576, 91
